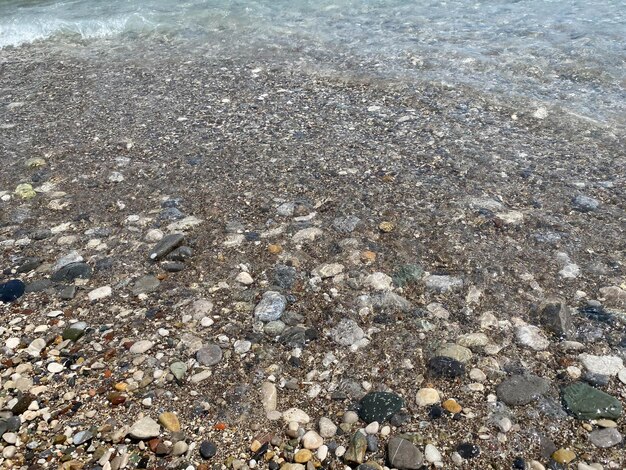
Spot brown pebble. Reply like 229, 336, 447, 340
268, 244, 283, 254
442, 399, 462, 414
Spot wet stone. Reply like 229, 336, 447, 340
588, 427, 622, 448
254, 291, 287, 322
62, 322, 88, 342
496, 374, 550, 406
0, 279, 26, 302
51, 262, 92, 282
149, 233, 185, 260
358, 392, 404, 423
562, 382, 622, 420
428, 356, 465, 378
387, 437, 423, 470
167, 246, 193, 261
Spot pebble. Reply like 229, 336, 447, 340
363, 272, 393, 291
149, 233, 184, 260
0, 279, 26, 302
344, 431, 368, 464
435, 343, 472, 363
261, 382, 277, 412
428, 356, 465, 378
578, 353, 624, 377
318, 417, 337, 438
88, 285, 112, 301
456, 443, 480, 459
331, 318, 365, 346
282, 408, 310, 424
172, 441, 189, 456
313, 262, 345, 278
73, 430, 93, 445
302, 431, 323, 450
158, 412, 181, 432
562, 382, 622, 419
424, 444, 442, 463
199, 440, 217, 459
552, 448, 576, 464
496, 374, 550, 406
358, 392, 404, 423
236, 272, 254, 285
332, 215, 360, 233
129, 417, 160, 439
317, 445, 328, 461
254, 291, 287, 322
196, 344, 223, 366
424, 274, 463, 292
47, 362, 64, 373
364, 421, 379, 434
292, 227, 323, 243
130, 340, 155, 354
294, 449, 313, 463
515, 325, 550, 350
416, 388, 440, 406
387, 437, 424, 469
572, 195, 599, 212
588, 428, 622, 448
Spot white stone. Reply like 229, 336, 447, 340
47, 362, 64, 373
145, 229, 164, 242
130, 340, 155, 354
261, 382, 277, 412
26, 338, 46, 357
129, 417, 160, 439
318, 417, 337, 438
578, 354, 624, 377
424, 444, 442, 463
313, 263, 344, 278
515, 325, 549, 350
88, 285, 112, 301
282, 408, 310, 424
364, 421, 379, 434
618, 368, 626, 385
293, 227, 323, 243
302, 430, 323, 450
469, 368, 487, 382
6, 337, 20, 349
363, 272, 393, 291
416, 388, 440, 406
236, 272, 254, 285
317, 445, 328, 461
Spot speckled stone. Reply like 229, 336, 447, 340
562, 382, 622, 420
358, 392, 404, 423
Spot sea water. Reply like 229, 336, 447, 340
1, 0, 625, 126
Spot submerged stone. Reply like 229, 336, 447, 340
496, 374, 551, 406
562, 382, 622, 420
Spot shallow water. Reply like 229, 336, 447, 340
1, 0, 625, 126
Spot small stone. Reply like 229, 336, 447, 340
0, 279, 26, 303
199, 440, 217, 459
496, 374, 550, 406
196, 344, 223, 366
588, 428, 622, 448
73, 430, 93, 445
358, 392, 404, 423
456, 443, 480, 459
236, 272, 254, 285
158, 412, 181, 432
313, 263, 344, 278
15, 183, 36, 199
302, 431, 323, 450
332, 215, 360, 233
294, 449, 313, 463
149, 233, 184, 260
292, 227, 323, 243
130, 340, 155, 354
551, 448, 576, 464
51, 262, 92, 282
254, 291, 287, 322
364, 421, 379, 434
572, 195, 599, 212
344, 431, 368, 464
268, 244, 282, 254
428, 356, 465, 378
132, 275, 160, 295
378, 221, 394, 233
424, 274, 463, 292
424, 444, 442, 463
172, 441, 189, 456
47, 362, 64, 373
319, 417, 337, 438
515, 325, 550, 350
282, 408, 310, 424
416, 388, 440, 407
387, 437, 424, 469
317, 445, 328, 461
129, 417, 160, 440
392, 264, 423, 287
533, 298, 573, 338
170, 362, 187, 381
363, 272, 393, 291
331, 318, 365, 346
442, 399, 462, 414
435, 343, 472, 363
88, 285, 112, 301
578, 354, 624, 377
261, 382, 277, 412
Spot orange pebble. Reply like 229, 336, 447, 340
442, 398, 462, 414
268, 244, 282, 254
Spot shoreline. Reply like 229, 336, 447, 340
1, 40, 625, 469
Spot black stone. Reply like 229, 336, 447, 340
456, 443, 480, 459
429, 404, 444, 419
162, 262, 186, 272
279, 326, 307, 348
389, 410, 411, 427
358, 391, 404, 424
12, 393, 35, 414
244, 231, 260, 241
199, 440, 217, 459
268, 462, 280, 470
0, 279, 26, 302
25, 279, 53, 293
513, 457, 526, 469
16, 257, 42, 274
159, 207, 185, 220
428, 356, 465, 378
579, 304, 614, 323
167, 246, 193, 261
51, 262, 92, 282
149, 233, 185, 261
274, 264, 297, 289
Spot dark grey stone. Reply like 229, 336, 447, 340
496, 374, 550, 406
387, 437, 423, 469
149, 233, 184, 260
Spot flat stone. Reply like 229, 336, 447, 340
294, 449, 313, 463
515, 325, 550, 350
129, 417, 160, 440
435, 343, 472, 363
363, 272, 393, 291
533, 298, 574, 338
456, 443, 480, 459
562, 382, 622, 420
496, 374, 550, 406
254, 291, 287, 322
392, 264, 424, 287
51, 262, 92, 282
424, 444, 442, 463
88, 285, 112, 301
62, 321, 88, 342
424, 275, 463, 292
196, 344, 223, 366
552, 448, 576, 464
457, 333, 489, 349
170, 362, 187, 381
387, 437, 424, 469
589, 428, 622, 448
236, 272, 254, 285
149, 233, 184, 260
130, 340, 154, 354
313, 263, 344, 278
132, 275, 160, 295
302, 430, 323, 450
261, 382, 277, 412
428, 356, 465, 378
572, 195, 599, 212
578, 354, 624, 377
158, 412, 181, 432
73, 430, 93, 445
282, 408, 310, 424
292, 227, 323, 243
332, 215, 360, 233
331, 318, 365, 346
358, 392, 404, 423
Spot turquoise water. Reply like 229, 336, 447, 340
1, 0, 625, 125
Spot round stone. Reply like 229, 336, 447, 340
130, 340, 154, 354
158, 412, 180, 432
196, 344, 223, 366
319, 417, 337, 438
416, 388, 440, 407
199, 440, 217, 459
456, 443, 480, 459
551, 448, 576, 464
129, 417, 160, 440
435, 343, 472, 363
496, 374, 550, 406
254, 291, 287, 322
588, 428, 622, 448
442, 399, 462, 414
294, 449, 313, 463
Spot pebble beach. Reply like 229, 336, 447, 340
1, 35, 626, 470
